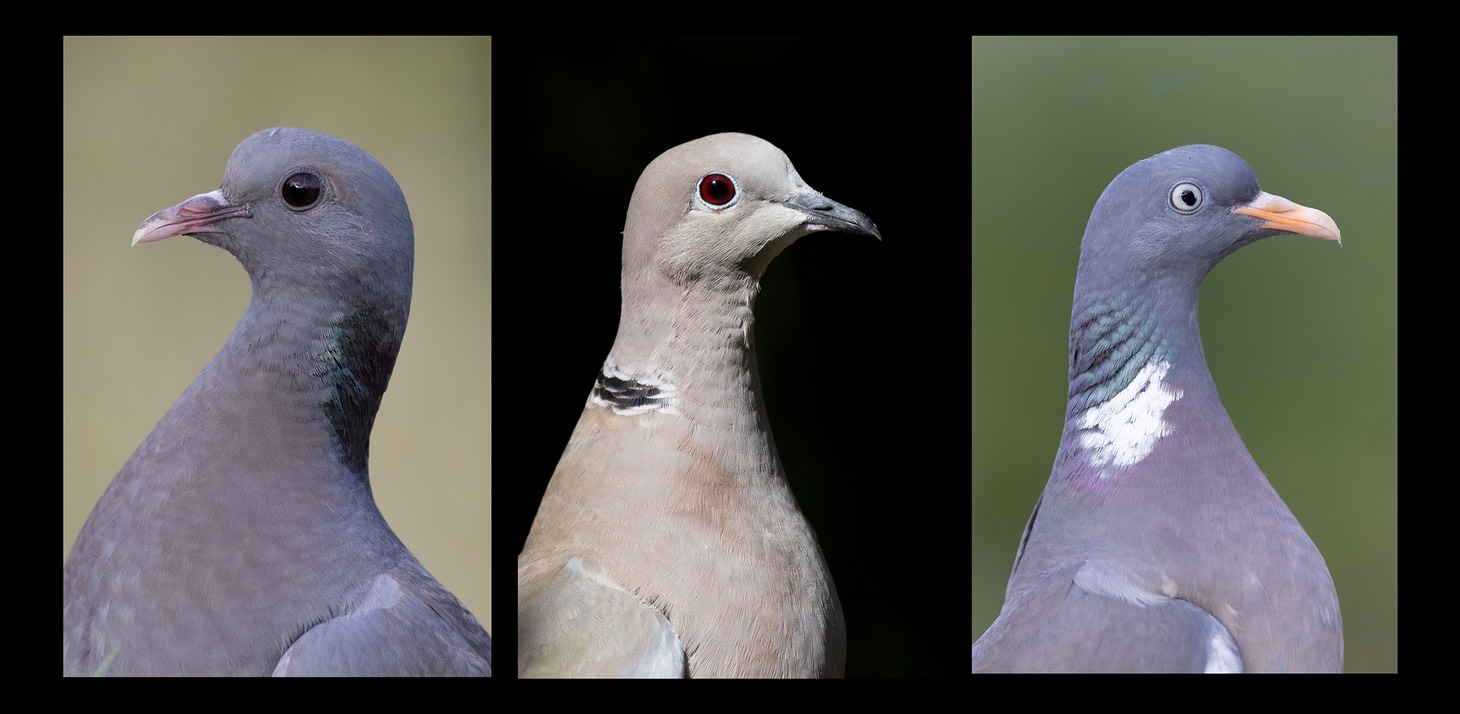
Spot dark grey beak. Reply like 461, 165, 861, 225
787, 191, 882, 241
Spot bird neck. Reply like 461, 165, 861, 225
599, 271, 766, 425
1057, 281, 1243, 488
189, 287, 406, 489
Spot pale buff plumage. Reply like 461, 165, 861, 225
518, 133, 879, 678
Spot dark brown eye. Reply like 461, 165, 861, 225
282, 172, 323, 209
698, 173, 737, 207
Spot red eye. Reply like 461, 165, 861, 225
698, 173, 736, 206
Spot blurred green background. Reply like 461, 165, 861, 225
971, 37, 1397, 671
62, 38, 493, 635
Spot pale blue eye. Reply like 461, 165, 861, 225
1170, 182, 1202, 213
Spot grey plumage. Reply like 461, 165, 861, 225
971, 145, 1343, 673
518, 132, 879, 678
63, 127, 491, 676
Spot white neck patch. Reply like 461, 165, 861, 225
1076, 357, 1183, 477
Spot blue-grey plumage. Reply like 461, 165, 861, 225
972, 145, 1342, 673
64, 127, 492, 676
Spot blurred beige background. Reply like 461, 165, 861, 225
62, 37, 492, 634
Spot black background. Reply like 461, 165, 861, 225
491, 38, 972, 677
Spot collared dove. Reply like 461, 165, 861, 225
63, 127, 492, 676
518, 132, 880, 678
970, 145, 1343, 673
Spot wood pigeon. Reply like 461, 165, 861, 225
971, 144, 1343, 673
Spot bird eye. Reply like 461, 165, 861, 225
1170, 182, 1202, 213
282, 172, 323, 210
698, 172, 738, 208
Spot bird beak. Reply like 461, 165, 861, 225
1233, 191, 1341, 244
786, 191, 883, 241
132, 189, 251, 246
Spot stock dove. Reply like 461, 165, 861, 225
63, 127, 492, 676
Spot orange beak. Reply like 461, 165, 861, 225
1234, 191, 1341, 245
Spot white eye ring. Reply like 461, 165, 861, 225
695, 172, 740, 210
1170, 182, 1203, 213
